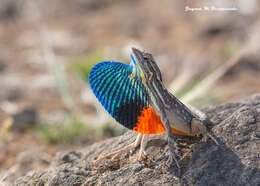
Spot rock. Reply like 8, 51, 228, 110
76, 0, 107, 11
0, 0, 19, 21
11, 107, 38, 132
6, 87, 23, 102
0, 62, 5, 73
0, 150, 48, 185
15, 94, 260, 185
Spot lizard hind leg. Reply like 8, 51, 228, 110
94, 133, 143, 164
191, 118, 219, 145
187, 105, 219, 145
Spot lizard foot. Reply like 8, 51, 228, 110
167, 135, 182, 168
167, 151, 180, 168
137, 150, 154, 167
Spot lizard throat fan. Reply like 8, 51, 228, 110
88, 59, 167, 134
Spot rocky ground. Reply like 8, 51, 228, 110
14, 94, 260, 185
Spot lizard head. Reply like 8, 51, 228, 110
130, 48, 162, 83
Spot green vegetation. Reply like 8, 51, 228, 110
35, 116, 127, 144
36, 116, 94, 144
176, 80, 220, 108
70, 49, 105, 81
46, 57, 74, 111
34, 117, 126, 145
189, 93, 219, 109
100, 123, 128, 137
175, 78, 204, 99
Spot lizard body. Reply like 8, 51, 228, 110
131, 48, 209, 136
89, 48, 218, 167
131, 48, 218, 166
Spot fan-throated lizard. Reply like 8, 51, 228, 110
89, 48, 218, 168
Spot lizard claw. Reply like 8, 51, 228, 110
137, 150, 154, 166
137, 150, 147, 161
167, 151, 180, 168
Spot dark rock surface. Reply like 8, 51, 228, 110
15, 95, 260, 186
11, 107, 38, 132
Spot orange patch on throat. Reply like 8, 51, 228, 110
133, 107, 189, 135
133, 107, 165, 134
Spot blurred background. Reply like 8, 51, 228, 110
0, 0, 260, 183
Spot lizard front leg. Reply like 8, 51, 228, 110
161, 112, 181, 168
137, 134, 149, 160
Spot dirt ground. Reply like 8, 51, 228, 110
0, 0, 260, 184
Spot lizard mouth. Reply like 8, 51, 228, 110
131, 47, 148, 74
130, 48, 146, 80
